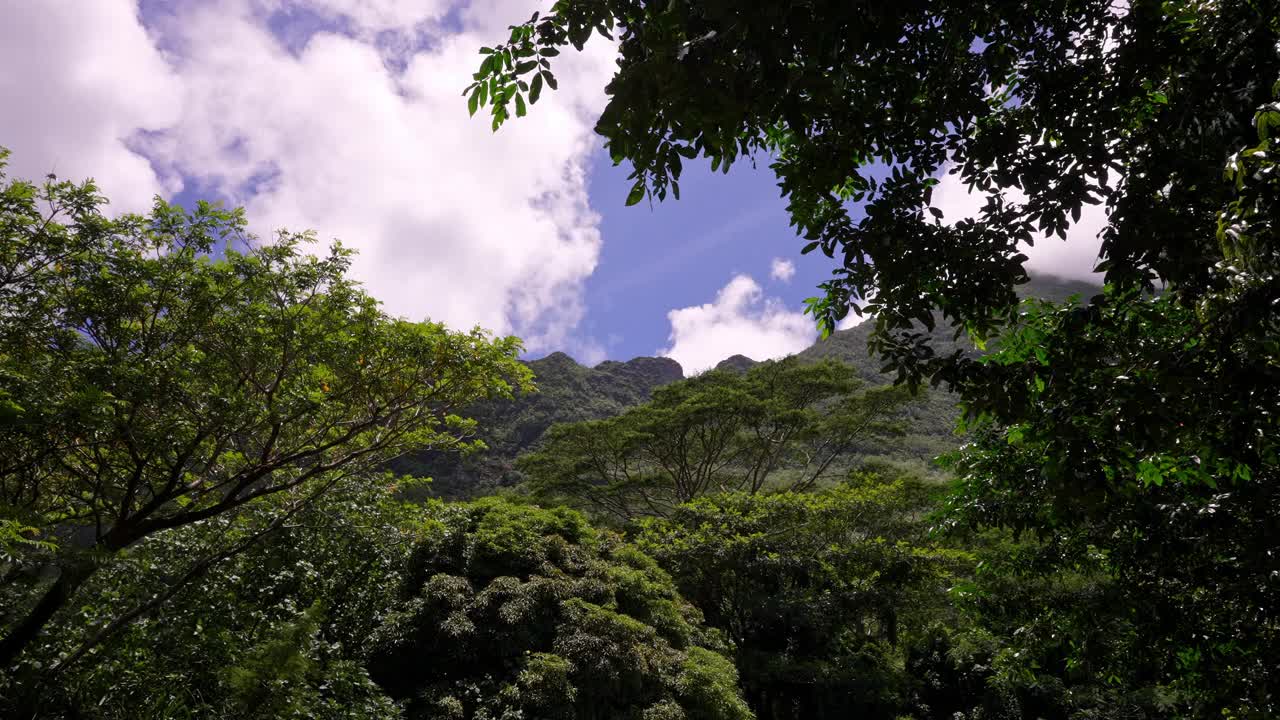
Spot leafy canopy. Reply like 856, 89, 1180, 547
367, 497, 754, 720
0, 149, 531, 667
469, 0, 1276, 386
470, 2, 1280, 714
518, 357, 911, 520
636, 472, 965, 719
11, 475, 423, 719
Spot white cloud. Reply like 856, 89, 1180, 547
562, 335, 608, 367
836, 307, 871, 331
769, 257, 795, 283
659, 274, 816, 374
835, 316, 865, 330
279, 0, 452, 33
929, 166, 1108, 282
0, 2, 182, 214
0, 0, 616, 353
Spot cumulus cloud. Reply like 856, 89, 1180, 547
769, 257, 796, 283
659, 274, 816, 374
0, 2, 182, 214
929, 166, 1108, 282
0, 0, 616, 353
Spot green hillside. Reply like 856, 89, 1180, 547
395, 275, 1101, 496
388, 352, 682, 496
795, 274, 1102, 461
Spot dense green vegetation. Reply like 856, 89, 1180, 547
634, 474, 961, 719
389, 352, 683, 498
470, 0, 1279, 716
16, 475, 418, 718
366, 498, 752, 720
3, 0, 1278, 717
0, 158, 531, 712
0, 160, 1132, 719
519, 358, 912, 519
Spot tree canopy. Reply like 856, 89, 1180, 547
470, 0, 1277, 380
635, 472, 962, 719
10, 474, 421, 718
1, 0, 1278, 716
366, 497, 754, 720
473, 1, 1280, 714
0, 151, 531, 668
517, 358, 911, 520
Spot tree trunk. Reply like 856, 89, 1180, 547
0, 559, 97, 667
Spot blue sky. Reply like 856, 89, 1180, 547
582, 153, 836, 365
0, 1, 1102, 373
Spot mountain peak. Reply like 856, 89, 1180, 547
603, 356, 684, 385
530, 351, 580, 368
714, 354, 758, 374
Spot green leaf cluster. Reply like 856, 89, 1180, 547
636, 472, 965, 719
366, 497, 753, 720
0, 150, 531, 671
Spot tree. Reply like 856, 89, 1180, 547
0, 151, 532, 667
634, 471, 965, 720
517, 358, 911, 521
0, 473, 425, 719
900, 517, 1195, 720
471, 1, 1274, 368
365, 497, 754, 720
941, 286, 1280, 715
471, 2, 1280, 711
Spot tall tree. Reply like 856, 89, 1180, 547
471, 1, 1280, 712
0, 152, 531, 666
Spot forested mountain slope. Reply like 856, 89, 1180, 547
394, 274, 1100, 496
388, 352, 682, 496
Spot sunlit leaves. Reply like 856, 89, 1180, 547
0, 151, 533, 667
366, 497, 750, 719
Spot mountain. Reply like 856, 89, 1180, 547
714, 354, 759, 374
389, 352, 681, 497
392, 275, 1101, 497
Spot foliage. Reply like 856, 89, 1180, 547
939, 93, 1280, 711
472, 1, 1274, 362
473, 1, 1280, 714
518, 358, 912, 520
366, 496, 754, 720
635, 471, 966, 720
0, 517, 54, 564
391, 352, 682, 499
0, 473, 419, 719
944, 286, 1280, 716
0, 150, 532, 667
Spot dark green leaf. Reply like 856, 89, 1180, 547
626, 180, 646, 206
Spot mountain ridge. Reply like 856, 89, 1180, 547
391, 274, 1101, 496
